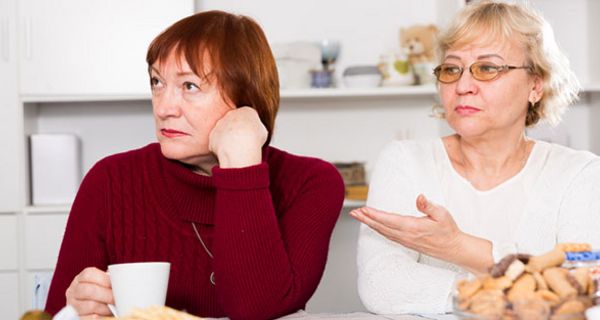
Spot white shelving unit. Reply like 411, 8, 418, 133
20, 86, 437, 103
20, 83, 600, 104
281, 85, 437, 99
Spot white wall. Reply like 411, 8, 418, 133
589, 1, 600, 83
199, 0, 437, 68
273, 96, 443, 174
532, 0, 600, 86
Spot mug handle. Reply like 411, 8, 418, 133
107, 304, 118, 317
106, 270, 118, 316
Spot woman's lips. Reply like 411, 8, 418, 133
455, 105, 481, 116
160, 128, 188, 138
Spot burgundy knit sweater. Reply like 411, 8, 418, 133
45, 143, 344, 320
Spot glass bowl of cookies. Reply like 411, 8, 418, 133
453, 243, 599, 320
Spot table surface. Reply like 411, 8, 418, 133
206, 311, 458, 320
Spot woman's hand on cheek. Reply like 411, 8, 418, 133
350, 194, 464, 262
209, 106, 268, 168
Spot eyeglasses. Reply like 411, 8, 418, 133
433, 61, 532, 84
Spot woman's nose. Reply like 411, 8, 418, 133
455, 69, 478, 95
153, 88, 182, 118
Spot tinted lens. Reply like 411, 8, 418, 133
435, 64, 462, 83
470, 62, 501, 81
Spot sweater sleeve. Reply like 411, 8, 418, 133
211, 159, 345, 320
557, 159, 600, 247
44, 161, 109, 315
356, 141, 459, 314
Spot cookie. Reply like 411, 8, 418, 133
543, 268, 577, 299
457, 278, 482, 301
483, 276, 513, 291
512, 296, 550, 320
532, 271, 548, 291
468, 289, 507, 318
507, 274, 536, 302
505, 259, 526, 281
556, 243, 592, 253
527, 249, 565, 272
534, 289, 561, 306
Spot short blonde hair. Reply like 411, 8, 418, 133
436, 0, 580, 127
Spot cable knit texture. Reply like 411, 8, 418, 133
45, 143, 345, 320
357, 139, 600, 314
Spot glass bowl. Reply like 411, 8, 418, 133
453, 294, 586, 320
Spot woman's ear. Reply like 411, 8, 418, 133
529, 76, 544, 104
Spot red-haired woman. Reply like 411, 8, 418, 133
45, 11, 344, 320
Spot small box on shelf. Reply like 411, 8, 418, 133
333, 162, 369, 207
345, 185, 368, 201
30, 134, 81, 206
333, 162, 366, 186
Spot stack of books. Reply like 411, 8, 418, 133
333, 162, 368, 201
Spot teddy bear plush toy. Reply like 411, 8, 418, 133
400, 24, 439, 85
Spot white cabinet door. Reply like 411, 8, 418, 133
0, 273, 20, 318
0, 214, 18, 270
0, 0, 24, 212
25, 213, 68, 269
18, 0, 194, 97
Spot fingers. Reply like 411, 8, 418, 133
222, 106, 258, 120
71, 281, 114, 303
350, 207, 400, 237
416, 194, 446, 221
351, 199, 462, 260
67, 267, 114, 317
416, 194, 429, 212
350, 206, 423, 229
357, 207, 417, 228
73, 299, 113, 317
350, 207, 424, 246
76, 267, 111, 288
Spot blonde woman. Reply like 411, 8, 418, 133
352, 1, 600, 314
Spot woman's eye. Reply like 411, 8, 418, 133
184, 82, 200, 91
478, 64, 500, 73
444, 66, 461, 75
150, 77, 162, 88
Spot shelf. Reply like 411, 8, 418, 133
19, 86, 438, 103
343, 199, 365, 208
281, 85, 438, 99
18, 83, 600, 104
21, 94, 152, 103
583, 83, 600, 93
24, 205, 71, 214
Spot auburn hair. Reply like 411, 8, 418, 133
147, 10, 280, 144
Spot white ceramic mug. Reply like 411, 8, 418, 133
108, 262, 170, 317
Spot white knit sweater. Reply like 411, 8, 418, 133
356, 139, 600, 314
